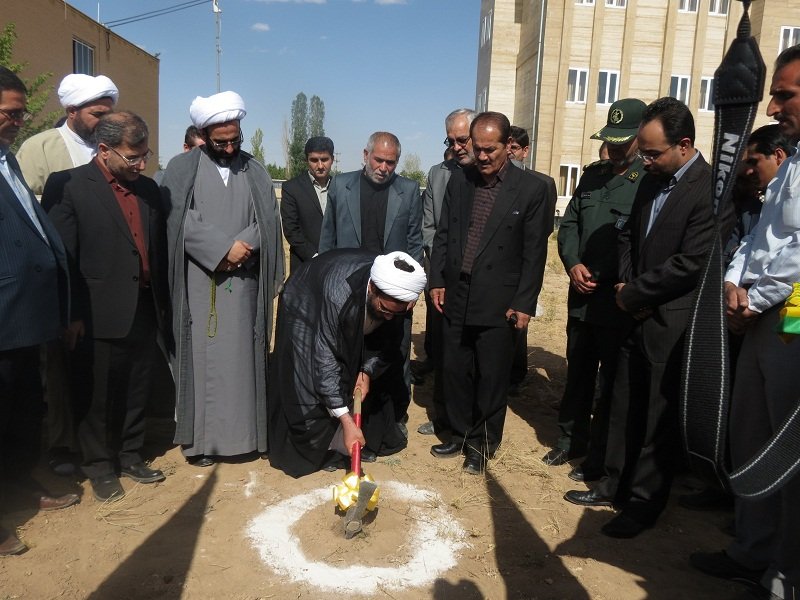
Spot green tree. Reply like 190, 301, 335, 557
288, 92, 308, 178
308, 95, 325, 137
0, 23, 60, 152
266, 163, 287, 180
250, 127, 265, 164
399, 152, 426, 187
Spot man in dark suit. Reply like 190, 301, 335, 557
429, 111, 551, 475
281, 136, 334, 273
564, 97, 716, 538
0, 67, 78, 556
43, 111, 170, 503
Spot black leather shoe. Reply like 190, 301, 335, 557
542, 448, 569, 466
689, 550, 765, 585
90, 475, 125, 502
121, 462, 166, 484
360, 448, 377, 463
601, 512, 650, 538
462, 451, 486, 475
568, 466, 602, 483
321, 453, 348, 472
430, 441, 462, 458
187, 455, 215, 468
563, 489, 613, 507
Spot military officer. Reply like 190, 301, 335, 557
541, 98, 647, 482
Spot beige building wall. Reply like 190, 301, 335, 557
5, 0, 160, 174
477, 0, 800, 211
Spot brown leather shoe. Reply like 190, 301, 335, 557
38, 493, 80, 512
0, 528, 27, 556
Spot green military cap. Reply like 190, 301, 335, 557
590, 98, 647, 145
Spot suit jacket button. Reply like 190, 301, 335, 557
486, 265, 492, 270
35, 265, 42, 272
15, 239, 22, 247
132, 249, 139, 256
133, 275, 139, 282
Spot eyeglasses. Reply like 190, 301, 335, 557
0, 108, 32, 124
444, 135, 470, 148
375, 296, 408, 317
109, 146, 153, 167
636, 142, 678, 163
208, 133, 243, 152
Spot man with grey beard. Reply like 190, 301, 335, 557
542, 99, 646, 484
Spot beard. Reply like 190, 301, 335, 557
205, 144, 240, 167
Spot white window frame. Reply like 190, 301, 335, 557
699, 77, 715, 112
575, 0, 595, 5
597, 70, 619, 105
780, 26, 800, 53
559, 164, 580, 198
605, 0, 626, 7
670, 75, 691, 104
476, 87, 488, 113
72, 39, 95, 75
480, 10, 493, 48
678, 0, 698, 13
567, 68, 589, 104
708, 0, 729, 16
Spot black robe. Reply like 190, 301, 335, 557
268, 249, 405, 477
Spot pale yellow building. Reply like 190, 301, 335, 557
4, 0, 159, 173
477, 0, 800, 210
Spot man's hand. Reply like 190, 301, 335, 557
505, 309, 531, 329
226, 240, 253, 265
339, 413, 366, 456
430, 287, 445, 314
725, 282, 757, 334
568, 263, 597, 294
353, 372, 370, 401
64, 320, 85, 351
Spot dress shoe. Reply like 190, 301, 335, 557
689, 551, 765, 586
120, 462, 165, 484
187, 455, 215, 468
678, 487, 734, 511
462, 451, 486, 475
0, 528, 27, 556
430, 441, 462, 458
90, 475, 125, 502
48, 448, 77, 476
37, 493, 80, 512
563, 489, 614, 507
542, 448, 570, 466
418, 421, 436, 435
601, 512, 651, 538
360, 447, 377, 463
321, 453, 348, 472
568, 466, 602, 483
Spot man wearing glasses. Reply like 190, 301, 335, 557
42, 112, 170, 502
160, 91, 284, 469
565, 97, 718, 538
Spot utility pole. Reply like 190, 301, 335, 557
213, 0, 222, 92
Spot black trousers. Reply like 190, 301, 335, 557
79, 293, 159, 479
555, 317, 625, 469
595, 324, 683, 523
441, 317, 515, 454
0, 346, 45, 483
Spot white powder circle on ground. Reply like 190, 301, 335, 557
246, 481, 468, 595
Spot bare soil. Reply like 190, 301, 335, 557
0, 240, 741, 599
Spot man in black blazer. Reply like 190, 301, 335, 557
564, 97, 717, 538
281, 136, 334, 273
0, 67, 78, 556
43, 111, 170, 502
429, 112, 551, 474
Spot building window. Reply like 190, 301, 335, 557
567, 68, 589, 103
559, 164, 580, 198
670, 75, 691, 104
480, 10, 493, 48
575, 0, 595, 5
678, 0, 698, 12
780, 27, 800, 53
605, 0, 626, 7
597, 70, 619, 105
708, 0, 729, 15
73, 39, 95, 75
699, 77, 715, 112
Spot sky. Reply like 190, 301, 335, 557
65, 0, 481, 174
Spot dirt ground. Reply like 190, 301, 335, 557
0, 240, 744, 600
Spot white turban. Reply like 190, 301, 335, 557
370, 252, 427, 302
58, 74, 119, 108
189, 91, 246, 129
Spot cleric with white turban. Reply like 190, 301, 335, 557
57, 74, 119, 108
370, 251, 426, 303
189, 91, 246, 129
